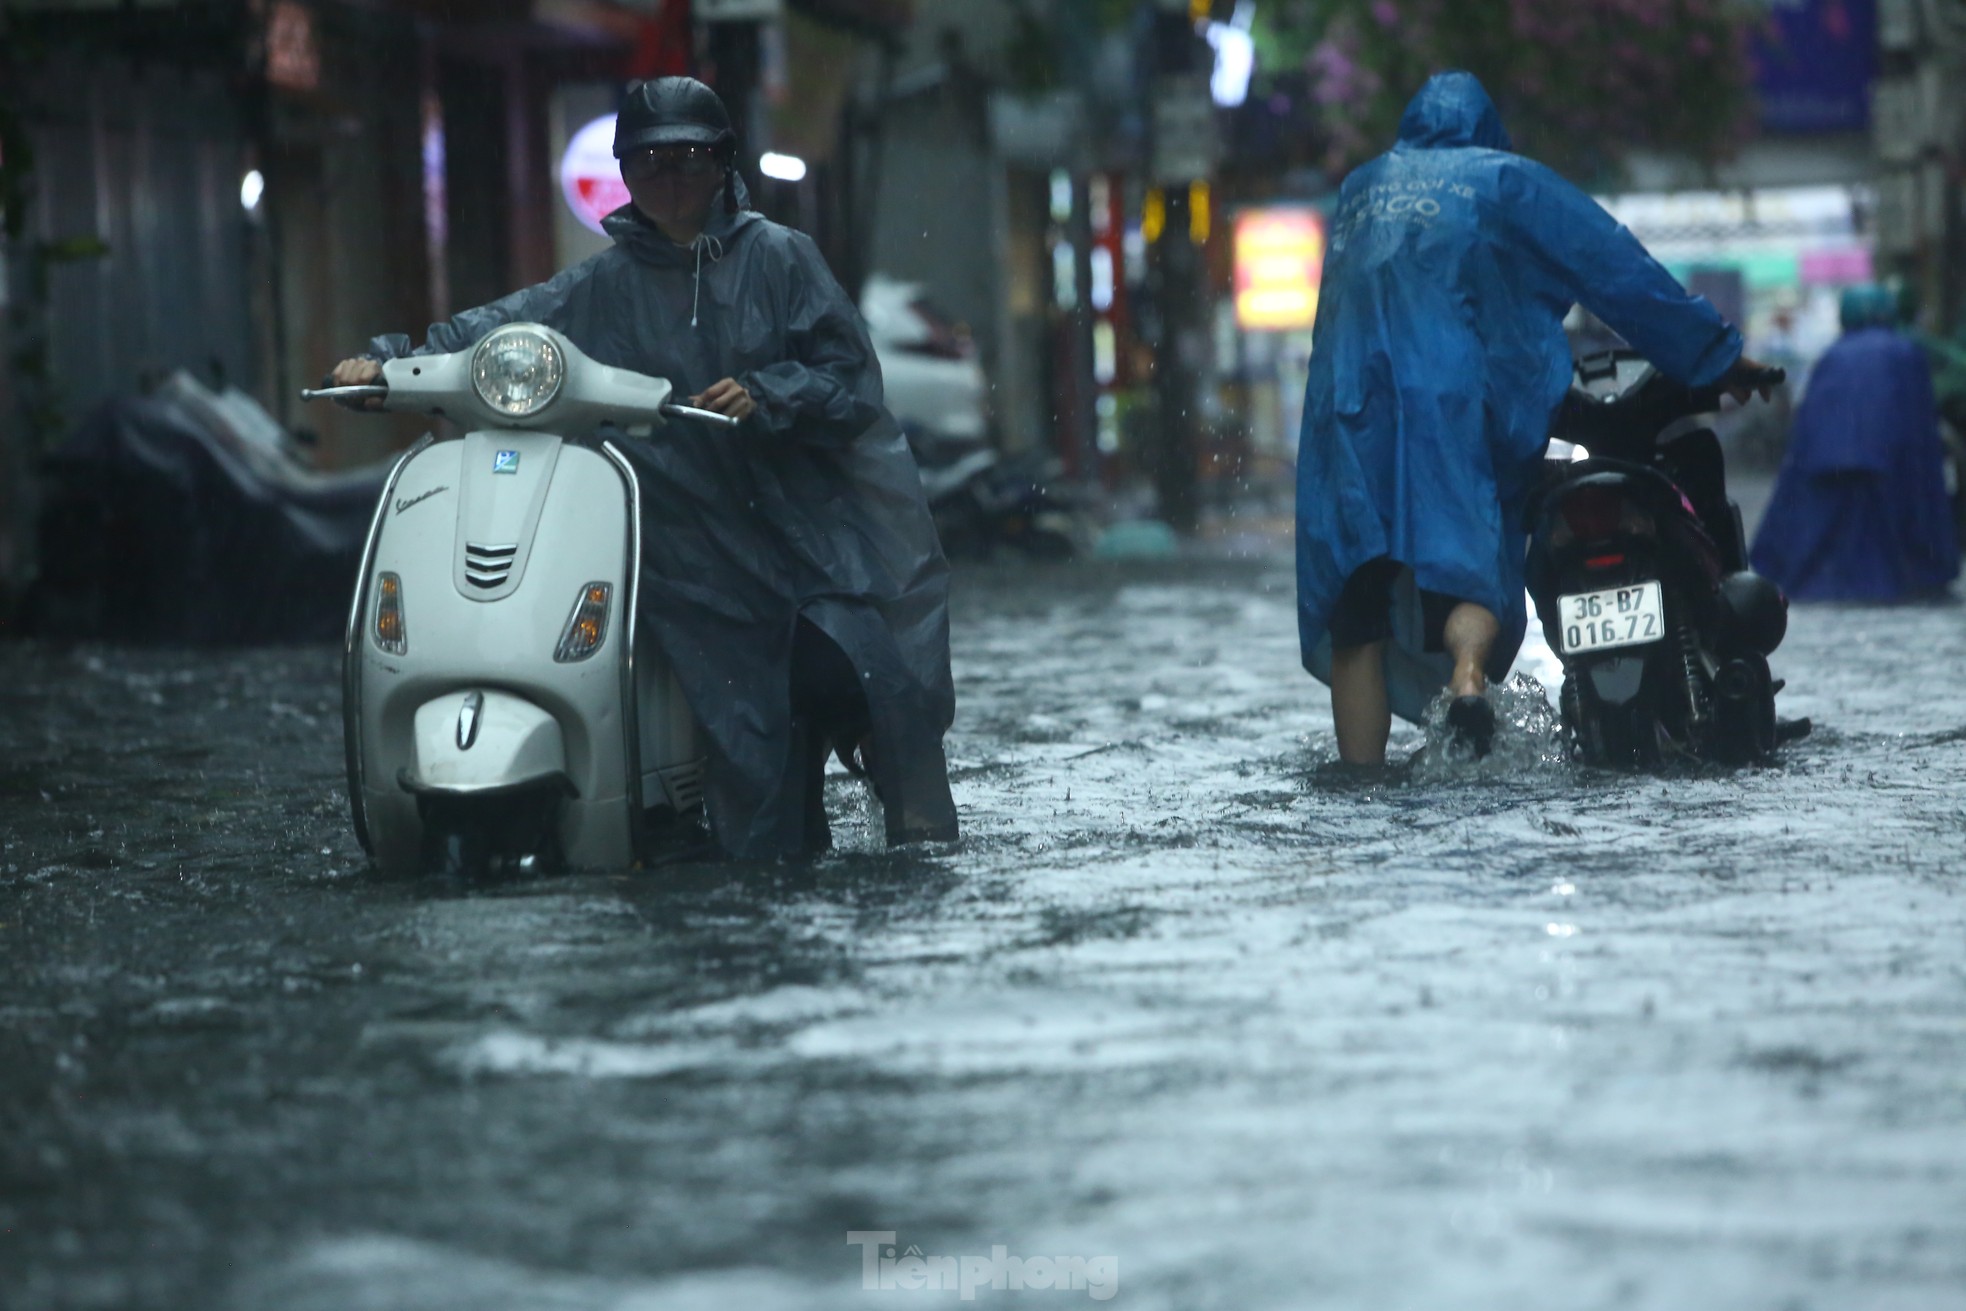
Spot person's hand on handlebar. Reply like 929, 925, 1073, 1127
328, 357, 386, 410
690, 377, 756, 422
1723, 354, 1783, 406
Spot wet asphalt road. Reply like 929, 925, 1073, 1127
4, 550, 1966, 1311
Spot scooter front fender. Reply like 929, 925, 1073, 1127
401, 689, 572, 796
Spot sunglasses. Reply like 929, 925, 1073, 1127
622, 146, 724, 179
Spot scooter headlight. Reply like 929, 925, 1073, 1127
471, 325, 565, 418
555, 582, 612, 662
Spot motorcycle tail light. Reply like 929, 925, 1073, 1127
555, 582, 611, 662
374, 572, 408, 654
1586, 553, 1627, 569
1560, 486, 1625, 541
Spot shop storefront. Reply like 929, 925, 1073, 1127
1597, 183, 1877, 389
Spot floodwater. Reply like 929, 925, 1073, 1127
4, 554, 1965, 1310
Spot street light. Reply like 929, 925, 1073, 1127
759, 152, 807, 182
1206, 3, 1256, 108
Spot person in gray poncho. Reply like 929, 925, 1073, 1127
330, 77, 958, 860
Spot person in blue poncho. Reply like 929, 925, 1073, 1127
1747, 286, 1960, 602
1297, 71, 1770, 764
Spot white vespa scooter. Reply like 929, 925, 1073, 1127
303, 323, 738, 877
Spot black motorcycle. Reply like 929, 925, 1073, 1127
1525, 350, 1807, 767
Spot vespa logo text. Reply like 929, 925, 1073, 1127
393, 485, 449, 515
492, 450, 521, 475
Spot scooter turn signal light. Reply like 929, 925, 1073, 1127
374, 572, 408, 654
555, 581, 612, 662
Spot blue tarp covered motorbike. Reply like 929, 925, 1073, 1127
1750, 324, 1961, 601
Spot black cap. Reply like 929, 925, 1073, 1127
613, 77, 735, 157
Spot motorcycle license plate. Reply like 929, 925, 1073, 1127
1556, 580, 1665, 654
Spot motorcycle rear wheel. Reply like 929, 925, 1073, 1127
1570, 674, 1665, 769
1710, 656, 1778, 765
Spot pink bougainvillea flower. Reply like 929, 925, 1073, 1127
1303, 0, 1754, 179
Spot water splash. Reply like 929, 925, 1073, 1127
1406, 673, 1571, 780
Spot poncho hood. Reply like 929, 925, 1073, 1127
1396, 71, 1513, 152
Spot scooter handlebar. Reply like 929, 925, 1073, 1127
1686, 363, 1787, 411
659, 402, 743, 428
300, 384, 389, 402
1557, 356, 1791, 456
297, 388, 742, 427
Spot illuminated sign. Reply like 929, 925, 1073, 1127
559, 114, 629, 236
266, 0, 320, 93
1234, 208, 1326, 331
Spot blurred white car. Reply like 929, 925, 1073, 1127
859, 273, 987, 444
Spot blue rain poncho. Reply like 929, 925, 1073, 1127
363, 176, 957, 859
1296, 72, 1742, 721
1749, 325, 1960, 601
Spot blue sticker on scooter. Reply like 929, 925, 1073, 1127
492, 450, 520, 474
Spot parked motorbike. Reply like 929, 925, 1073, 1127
1526, 350, 1806, 767
28, 368, 391, 643
302, 323, 738, 878
907, 425, 1087, 562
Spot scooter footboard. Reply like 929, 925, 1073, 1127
636, 643, 707, 813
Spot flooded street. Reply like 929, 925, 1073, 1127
5, 552, 1966, 1310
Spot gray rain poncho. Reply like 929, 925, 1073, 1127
365, 177, 958, 859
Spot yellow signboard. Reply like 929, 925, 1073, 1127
1234, 208, 1326, 331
